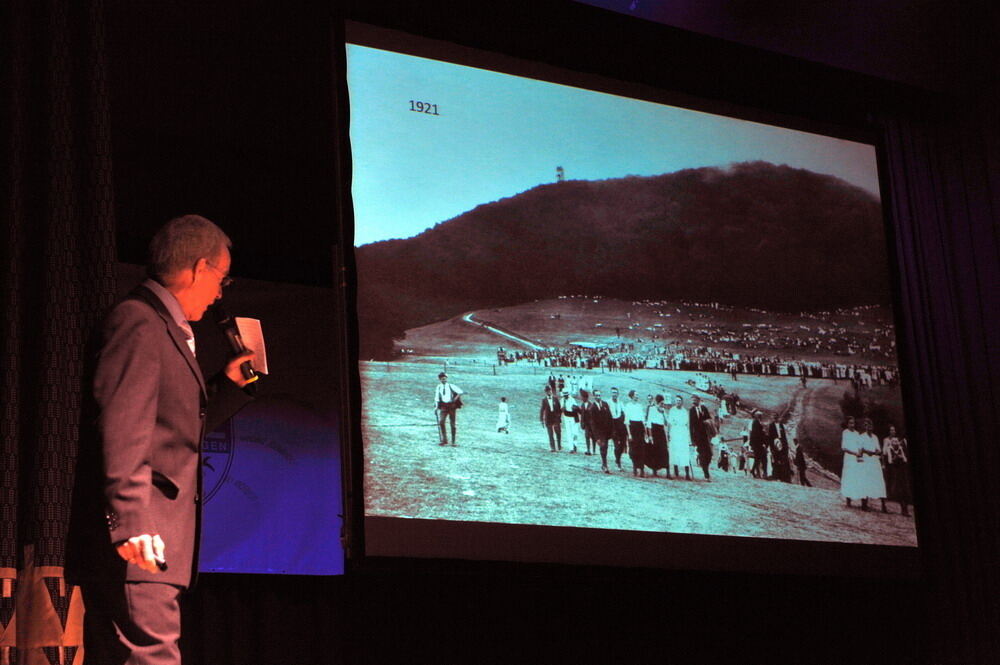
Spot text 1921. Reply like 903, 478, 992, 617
409, 100, 440, 116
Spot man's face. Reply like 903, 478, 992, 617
440, 376, 448, 384
692, 397, 700, 407
187, 247, 231, 321
594, 391, 602, 402
611, 389, 619, 401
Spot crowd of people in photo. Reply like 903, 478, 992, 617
664, 309, 898, 362
428, 299, 911, 519
535, 382, 722, 480
495, 343, 899, 389
432, 370, 912, 517
546, 296, 899, 361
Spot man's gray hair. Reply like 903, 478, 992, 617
148, 215, 231, 281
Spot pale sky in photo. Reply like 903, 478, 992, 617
347, 44, 881, 247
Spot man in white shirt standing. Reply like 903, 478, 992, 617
435, 372, 464, 446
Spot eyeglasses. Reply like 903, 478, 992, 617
206, 261, 234, 288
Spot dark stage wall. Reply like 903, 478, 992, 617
11, 0, 994, 663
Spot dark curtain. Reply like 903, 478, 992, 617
1, 1, 117, 663
879, 5, 1000, 663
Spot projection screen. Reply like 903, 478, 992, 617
345, 23, 919, 574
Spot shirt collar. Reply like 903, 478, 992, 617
143, 278, 190, 333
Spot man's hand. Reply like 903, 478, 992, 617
116, 534, 165, 573
224, 350, 256, 387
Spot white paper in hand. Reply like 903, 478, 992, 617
234, 317, 268, 374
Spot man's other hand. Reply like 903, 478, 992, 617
116, 534, 165, 573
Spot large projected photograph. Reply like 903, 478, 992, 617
347, 38, 917, 550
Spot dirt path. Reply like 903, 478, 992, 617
461, 312, 544, 350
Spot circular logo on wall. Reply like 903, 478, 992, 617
201, 419, 236, 503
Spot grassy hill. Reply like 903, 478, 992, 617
356, 161, 888, 358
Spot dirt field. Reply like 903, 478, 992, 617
361, 360, 917, 547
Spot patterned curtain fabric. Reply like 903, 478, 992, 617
878, 6, 1000, 658
2, 1, 117, 663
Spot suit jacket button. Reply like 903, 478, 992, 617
199, 409, 206, 419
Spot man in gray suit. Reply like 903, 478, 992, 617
539, 385, 562, 451
69, 215, 255, 664
689, 395, 714, 480
588, 389, 614, 473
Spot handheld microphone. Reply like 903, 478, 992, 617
213, 304, 258, 384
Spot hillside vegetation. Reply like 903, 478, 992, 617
357, 162, 887, 358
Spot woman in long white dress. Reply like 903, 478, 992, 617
667, 395, 693, 480
857, 418, 888, 512
840, 416, 865, 506
560, 391, 582, 454
496, 397, 510, 433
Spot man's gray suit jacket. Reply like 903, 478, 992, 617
68, 285, 251, 589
